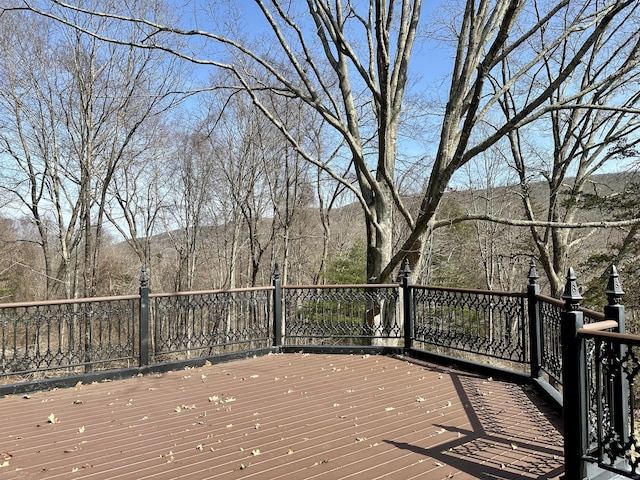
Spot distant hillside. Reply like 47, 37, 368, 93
127, 171, 638, 292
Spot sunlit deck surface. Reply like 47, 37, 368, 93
0, 353, 564, 479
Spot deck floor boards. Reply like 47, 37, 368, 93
0, 353, 564, 479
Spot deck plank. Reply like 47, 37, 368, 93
0, 353, 563, 479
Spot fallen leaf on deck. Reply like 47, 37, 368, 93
48, 413, 59, 424
0, 452, 12, 468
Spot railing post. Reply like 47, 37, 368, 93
139, 266, 149, 367
400, 258, 413, 351
604, 265, 628, 445
273, 264, 282, 348
527, 259, 542, 380
560, 267, 587, 480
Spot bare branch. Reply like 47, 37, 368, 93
433, 214, 640, 230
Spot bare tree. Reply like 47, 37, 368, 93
462, 153, 531, 291
9, 0, 640, 288
161, 132, 216, 291
104, 137, 169, 273
7, 0, 421, 282
0, 11, 81, 298
497, 0, 640, 294
0, 2, 185, 297
206, 92, 298, 287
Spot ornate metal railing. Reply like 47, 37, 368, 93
411, 285, 528, 366
151, 287, 273, 361
0, 261, 636, 478
283, 284, 401, 346
578, 328, 639, 478
535, 292, 605, 388
557, 265, 637, 479
537, 295, 564, 386
0, 296, 139, 381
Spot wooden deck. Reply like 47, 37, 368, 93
0, 353, 564, 479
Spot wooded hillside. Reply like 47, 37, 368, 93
0, 172, 636, 309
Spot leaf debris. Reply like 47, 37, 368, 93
0, 452, 12, 468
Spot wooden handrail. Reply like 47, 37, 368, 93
579, 320, 618, 331
578, 327, 640, 347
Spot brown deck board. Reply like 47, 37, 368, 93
0, 353, 564, 479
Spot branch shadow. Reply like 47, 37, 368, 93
383, 369, 564, 479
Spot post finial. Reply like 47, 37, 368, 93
140, 265, 149, 288
401, 257, 411, 277
528, 258, 539, 285
561, 267, 582, 309
398, 257, 412, 284
604, 264, 624, 305
273, 263, 281, 281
